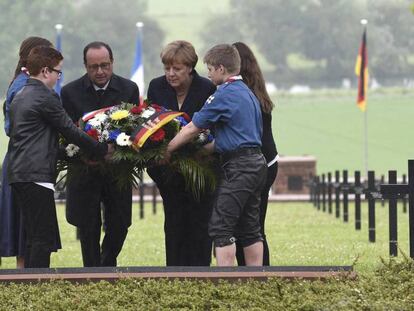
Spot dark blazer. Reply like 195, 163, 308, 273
62, 73, 139, 121
8, 79, 107, 184
147, 70, 216, 118
61, 73, 139, 227
261, 111, 278, 163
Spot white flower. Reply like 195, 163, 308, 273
88, 117, 103, 128
197, 132, 208, 144
116, 132, 132, 146
141, 107, 156, 119
196, 129, 211, 144
99, 130, 110, 143
65, 144, 80, 157
94, 113, 108, 123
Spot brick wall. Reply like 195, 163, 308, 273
272, 156, 317, 195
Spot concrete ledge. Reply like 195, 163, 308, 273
0, 266, 354, 283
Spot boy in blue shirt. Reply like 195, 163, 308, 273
164, 44, 267, 266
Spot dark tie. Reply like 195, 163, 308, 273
96, 89, 105, 106
96, 89, 105, 98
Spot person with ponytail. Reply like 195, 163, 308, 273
0, 37, 54, 268
232, 42, 279, 266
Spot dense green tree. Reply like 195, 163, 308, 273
64, 0, 164, 90
298, 0, 364, 81
200, 0, 414, 86
298, 0, 414, 83
0, 0, 69, 93
201, 0, 304, 76
0, 0, 164, 96
199, 18, 244, 51
233, 0, 305, 76
367, 0, 414, 79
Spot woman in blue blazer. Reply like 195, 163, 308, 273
147, 40, 216, 266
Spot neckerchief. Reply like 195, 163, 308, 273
224, 75, 243, 84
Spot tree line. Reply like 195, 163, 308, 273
0, 0, 413, 96
0, 0, 163, 96
201, 0, 414, 87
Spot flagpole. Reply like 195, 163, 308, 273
54, 23, 63, 94
364, 95, 368, 176
137, 22, 144, 94
361, 19, 368, 177
131, 21, 144, 103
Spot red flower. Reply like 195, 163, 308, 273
182, 112, 191, 122
149, 128, 165, 142
130, 102, 147, 115
151, 104, 163, 112
86, 128, 99, 140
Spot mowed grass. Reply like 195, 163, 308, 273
273, 88, 414, 175
0, 200, 409, 274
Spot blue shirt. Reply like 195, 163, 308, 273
192, 80, 262, 153
5, 72, 29, 136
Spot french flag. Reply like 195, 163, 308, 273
131, 22, 144, 103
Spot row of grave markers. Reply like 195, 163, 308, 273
309, 160, 414, 259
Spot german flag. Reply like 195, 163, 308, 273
355, 28, 368, 112
130, 110, 185, 149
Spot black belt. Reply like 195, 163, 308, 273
220, 147, 262, 163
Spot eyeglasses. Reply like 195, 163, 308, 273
87, 62, 112, 72
48, 67, 63, 78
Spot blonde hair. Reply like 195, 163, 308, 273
160, 40, 198, 68
203, 44, 240, 75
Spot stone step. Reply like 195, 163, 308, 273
0, 266, 354, 283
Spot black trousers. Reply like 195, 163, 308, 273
78, 202, 128, 267
209, 152, 267, 248
236, 162, 278, 266
12, 183, 61, 268
66, 170, 132, 267
148, 166, 213, 266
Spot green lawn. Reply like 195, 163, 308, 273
1, 200, 410, 273
273, 88, 414, 175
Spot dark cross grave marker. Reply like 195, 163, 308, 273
152, 183, 157, 215
316, 176, 321, 210
342, 170, 349, 222
380, 174, 385, 207
139, 171, 145, 219
380, 160, 414, 258
309, 174, 315, 205
402, 174, 407, 213
322, 174, 326, 212
364, 171, 379, 243
334, 170, 341, 218
353, 171, 363, 230
386, 171, 398, 256
327, 172, 333, 214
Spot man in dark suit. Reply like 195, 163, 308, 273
61, 41, 139, 267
